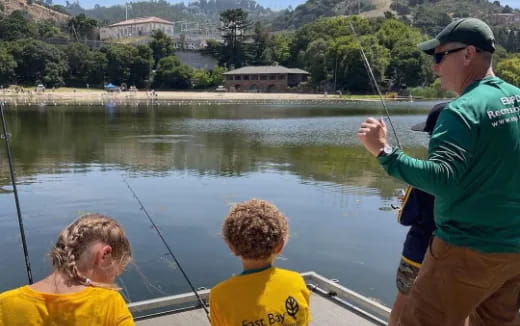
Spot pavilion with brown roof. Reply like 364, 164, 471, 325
223, 65, 310, 92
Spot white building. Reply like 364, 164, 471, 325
100, 16, 174, 41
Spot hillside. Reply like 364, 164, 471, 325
63, 0, 276, 25
0, 0, 70, 22
272, 0, 518, 32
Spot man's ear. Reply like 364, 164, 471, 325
464, 46, 478, 64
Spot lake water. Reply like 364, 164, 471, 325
0, 101, 439, 306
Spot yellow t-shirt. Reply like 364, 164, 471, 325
210, 267, 311, 326
0, 285, 134, 326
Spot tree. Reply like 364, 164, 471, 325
304, 38, 329, 89
413, 7, 451, 37
191, 68, 213, 89
130, 45, 154, 88
219, 8, 252, 68
496, 55, 520, 86
154, 55, 192, 89
388, 42, 433, 88
36, 20, 63, 39
63, 43, 107, 87
0, 46, 17, 85
270, 33, 292, 66
100, 43, 152, 87
8, 39, 68, 86
251, 22, 270, 65
210, 66, 226, 86
0, 11, 38, 41
68, 14, 97, 41
149, 30, 175, 67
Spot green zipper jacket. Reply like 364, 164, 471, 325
378, 76, 520, 253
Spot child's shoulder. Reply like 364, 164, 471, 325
272, 267, 304, 280
211, 267, 304, 293
0, 286, 25, 300
89, 287, 126, 302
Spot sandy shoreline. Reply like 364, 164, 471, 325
0, 89, 408, 104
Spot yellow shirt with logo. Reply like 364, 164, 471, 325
0, 285, 134, 326
210, 267, 311, 326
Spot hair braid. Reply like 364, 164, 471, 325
49, 214, 132, 289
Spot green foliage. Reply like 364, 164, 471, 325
8, 39, 68, 87
273, 0, 374, 30
191, 69, 213, 89
36, 20, 64, 39
210, 66, 226, 86
68, 14, 98, 40
0, 46, 17, 85
496, 55, 520, 86
413, 6, 451, 37
149, 30, 175, 67
100, 43, 153, 88
0, 11, 38, 41
290, 16, 415, 92
219, 8, 253, 68
250, 22, 270, 65
154, 55, 192, 89
405, 79, 457, 99
270, 33, 292, 66
63, 43, 107, 87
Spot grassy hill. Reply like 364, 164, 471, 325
0, 0, 70, 22
272, 0, 518, 32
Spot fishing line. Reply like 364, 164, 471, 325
0, 101, 33, 284
122, 178, 210, 321
349, 22, 402, 149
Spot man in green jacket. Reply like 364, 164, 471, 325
358, 18, 520, 326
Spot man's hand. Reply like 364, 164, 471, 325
357, 117, 388, 157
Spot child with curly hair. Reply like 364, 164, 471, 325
210, 199, 310, 326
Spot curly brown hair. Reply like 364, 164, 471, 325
222, 199, 288, 260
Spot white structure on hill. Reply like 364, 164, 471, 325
100, 16, 174, 40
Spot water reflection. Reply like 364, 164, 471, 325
0, 104, 434, 305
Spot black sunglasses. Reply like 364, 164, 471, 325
432, 46, 468, 64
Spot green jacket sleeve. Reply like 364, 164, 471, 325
377, 108, 475, 196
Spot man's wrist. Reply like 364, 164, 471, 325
377, 144, 393, 157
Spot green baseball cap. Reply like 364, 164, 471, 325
418, 18, 495, 55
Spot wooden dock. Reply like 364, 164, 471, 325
129, 272, 390, 326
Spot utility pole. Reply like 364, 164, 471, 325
125, 2, 128, 21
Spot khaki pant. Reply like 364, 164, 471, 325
398, 237, 520, 326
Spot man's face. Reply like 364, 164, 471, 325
432, 43, 468, 92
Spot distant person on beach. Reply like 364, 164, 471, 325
0, 214, 134, 326
210, 199, 311, 326
357, 18, 520, 326
388, 103, 445, 326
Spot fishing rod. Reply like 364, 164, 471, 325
0, 101, 33, 284
122, 178, 210, 321
349, 22, 402, 149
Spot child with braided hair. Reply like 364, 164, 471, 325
0, 213, 134, 326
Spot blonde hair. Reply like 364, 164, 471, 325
223, 199, 288, 260
50, 214, 132, 289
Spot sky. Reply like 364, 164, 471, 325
53, 0, 520, 11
